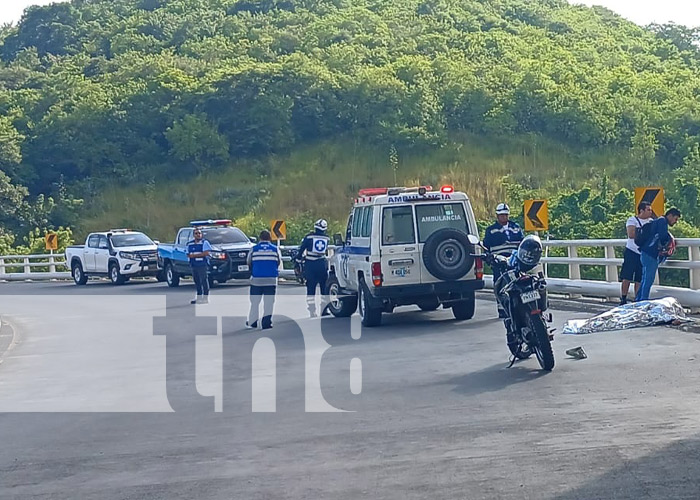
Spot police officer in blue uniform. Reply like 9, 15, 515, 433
296, 219, 331, 317
187, 227, 213, 304
483, 203, 524, 317
246, 230, 282, 330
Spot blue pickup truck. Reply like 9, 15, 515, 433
157, 219, 255, 287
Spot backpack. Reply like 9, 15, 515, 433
634, 218, 655, 248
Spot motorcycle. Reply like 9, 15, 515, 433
289, 248, 306, 285
481, 247, 555, 371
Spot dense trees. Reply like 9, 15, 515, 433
0, 0, 700, 245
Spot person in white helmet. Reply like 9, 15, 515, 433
295, 219, 331, 317
484, 203, 524, 317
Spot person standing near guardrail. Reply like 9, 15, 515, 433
187, 227, 212, 304
484, 203, 524, 317
619, 201, 654, 304
636, 208, 681, 302
246, 230, 282, 330
296, 219, 330, 317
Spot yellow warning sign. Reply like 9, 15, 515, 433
634, 187, 664, 218
45, 232, 58, 251
270, 220, 287, 241
524, 200, 548, 232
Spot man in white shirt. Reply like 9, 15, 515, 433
619, 201, 654, 304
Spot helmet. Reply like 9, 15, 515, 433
516, 235, 543, 271
495, 203, 510, 215
314, 219, 328, 231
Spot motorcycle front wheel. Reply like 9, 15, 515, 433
530, 315, 555, 371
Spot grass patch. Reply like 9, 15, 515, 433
77, 133, 642, 241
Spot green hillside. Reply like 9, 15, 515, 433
79, 133, 641, 242
1, 0, 700, 247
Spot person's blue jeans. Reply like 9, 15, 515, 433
636, 252, 659, 301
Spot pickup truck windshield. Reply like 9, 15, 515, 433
110, 233, 154, 247
202, 227, 249, 245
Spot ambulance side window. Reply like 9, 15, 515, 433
361, 206, 373, 238
382, 206, 415, 245
345, 213, 353, 244
352, 207, 364, 238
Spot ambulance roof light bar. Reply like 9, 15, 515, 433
358, 186, 433, 197
357, 188, 388, 197
440, 185, 454, 194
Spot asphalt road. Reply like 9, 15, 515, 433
1, 280, 700, 499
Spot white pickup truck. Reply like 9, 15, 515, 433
65, 229, 162, 285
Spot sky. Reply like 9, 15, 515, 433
0, 0, 699, 27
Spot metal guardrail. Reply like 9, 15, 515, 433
0, 253, 71, 281
2, 240, 700, 308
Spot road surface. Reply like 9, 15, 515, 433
0, 280, 699, 499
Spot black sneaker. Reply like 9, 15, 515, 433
245, 321, 258, 329
620, 296, 627, 305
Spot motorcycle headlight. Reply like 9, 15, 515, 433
119, 252, 139, 260
210, 251, 227, 260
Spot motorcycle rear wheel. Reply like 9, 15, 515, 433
530, 315, 555, 371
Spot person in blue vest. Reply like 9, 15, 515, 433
296, 219, 331, 317
484, 203, 524, 317
636, 208, 681, 302
187, 227, 213, 304
246, 230, 282, 330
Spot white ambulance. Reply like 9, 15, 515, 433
326, 185, 484, 326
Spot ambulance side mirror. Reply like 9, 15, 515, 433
467, 234, 480, 245
249, 237, 257, 243
333, 233, 345, 247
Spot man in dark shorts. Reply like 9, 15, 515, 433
619, 201, 653, 304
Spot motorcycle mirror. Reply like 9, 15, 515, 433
467, 234, 480, 245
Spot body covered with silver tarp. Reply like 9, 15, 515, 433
563, 297, 689, 335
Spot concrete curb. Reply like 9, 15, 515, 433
0, 316, 17, 361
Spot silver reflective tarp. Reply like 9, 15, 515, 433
563, 297, 689, 335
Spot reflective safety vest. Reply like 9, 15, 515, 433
187, 240, 208, 267
483, 221, 523, 256
303, 234, 330, 261
250, 241, 280, 278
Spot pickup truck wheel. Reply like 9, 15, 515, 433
165, 263, 180, 287
109, 263, 126, 285
327, 275, 358, 317
72, 262, 88, 285
358, 280, 382, 327
208, 276, 216, 288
